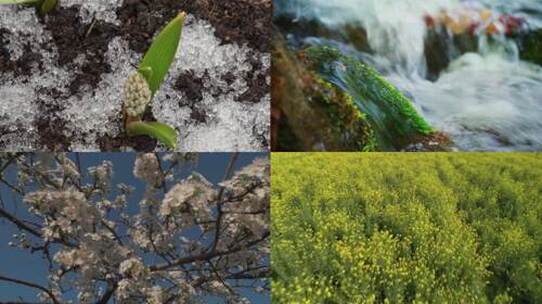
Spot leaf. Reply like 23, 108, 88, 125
138, 66, 153, 82
0, 0, 56, 15
138, 12, 186, 95
0, 0, 39, 4
38, 0, 57, 15
126, 121, 177, 149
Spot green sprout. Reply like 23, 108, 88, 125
123, 12, 186, 149
0, 0, 57, 15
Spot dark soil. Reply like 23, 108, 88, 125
236, 50, 269, 104
185, 0, 272, 52
96, 110, 158, 152
34, 88, 71, 151
1, 0, 271, 151
117, 0, 272, 53
43, 6, 118, 95
119, 0, 271, 52
174, 70, 208, 124
0, 29, 43, 77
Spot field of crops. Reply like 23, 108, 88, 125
272, 153, 542, 303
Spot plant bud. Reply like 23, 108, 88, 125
124, 71, 152, 118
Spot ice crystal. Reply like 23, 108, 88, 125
0, 8, 270, 151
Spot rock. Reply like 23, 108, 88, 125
519, 28, 542, 66
274, 15, 371, 53
304, 46, 434, 150
271, 30, 374, 151
424, 8, 527, 78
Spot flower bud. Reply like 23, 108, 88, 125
124, 72, 152, 118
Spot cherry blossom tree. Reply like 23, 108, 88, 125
0, 153, 269, 303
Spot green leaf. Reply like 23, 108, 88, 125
126, 121, 177, 149
138, 66, 153, 82
138, 12, 186, 95
0, 0, 39, 5
39, 0, 57, 15
0, 0, 57, 15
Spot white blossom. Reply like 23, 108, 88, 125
133, 153, 163, 187
1, 154, 269, 303
145, 286, 164, 304
24, 189, 100, 240
119, 257, 146, 279
59, 155, 80, 179
160, 173, 216, 220
88, 161, 113, 193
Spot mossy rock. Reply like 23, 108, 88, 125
305, 46, 434, 149
309, 75, 377, 151
272, 31, 375, 151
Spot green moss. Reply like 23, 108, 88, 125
311, 76, 376, 151
305, 46, 434, 149
273, 30, 377, 151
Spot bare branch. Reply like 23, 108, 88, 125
209, 153, 239, 254
96, 282, 117, 304
0, 207, 42, 239
150, 231, 269, 272
0, 275, 60, 304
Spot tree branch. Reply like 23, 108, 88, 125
0, 207, 42, 238
0, 176, 24, 195
96, 282, 117, 304
209, 153, 239, 254
150, 231, 269, 272
0, 207, 76, 248
0, 275, 59, 304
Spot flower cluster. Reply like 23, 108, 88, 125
272, 153, 542, 303
220, 158, 270, 240
160, 172, 216, 222
133, 153, 163, 187
0, 153, 269, 303
123, 71, 152, 117
24, 189, 100, 241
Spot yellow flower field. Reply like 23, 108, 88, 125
272, 153, 542, 303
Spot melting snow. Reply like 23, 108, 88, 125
0, 6, 270, 151
61, 0, 124, 25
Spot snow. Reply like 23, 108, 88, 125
61, 0, 124, 25
0, 5, 269, 151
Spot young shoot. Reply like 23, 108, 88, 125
0, 0, 57, 15
124, 12, 186, 150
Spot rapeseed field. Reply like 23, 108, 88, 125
272, 153, 542, 303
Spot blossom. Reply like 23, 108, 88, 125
145, 286, 164, 304
119, 257, 146, 279
1, 154, 269, 303
160, 173, 216, 219
220, 158, 270, 198
116, 279, 131, 300
24, 189, 100, 240
133, 153, 163, 187
88, 161, 113, 192
208, 280, 230, 295
59, 155, 80, 179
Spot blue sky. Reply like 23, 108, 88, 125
0, 153, 269, 303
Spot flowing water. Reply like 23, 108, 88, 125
276, 0, 542, 151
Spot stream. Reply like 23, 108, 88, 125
275, 0, 542, 151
